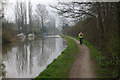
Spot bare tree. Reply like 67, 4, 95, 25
59, 17, 68, 29
50, 2, 97, 22
28, 0, 33, 33
15, 0, 27, 33
33, 14, 42, 31
35, 4, 48, 33
46, 16, 56, 35
0, 0, 8, 18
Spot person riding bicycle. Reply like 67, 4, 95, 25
78, 32, 84, 45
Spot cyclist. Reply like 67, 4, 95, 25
78, 32, 84, 45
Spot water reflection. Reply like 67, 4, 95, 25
2, 36, 67, 78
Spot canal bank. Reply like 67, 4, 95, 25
35, 36, 79, 78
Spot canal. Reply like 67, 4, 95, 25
2, 35, 67, 78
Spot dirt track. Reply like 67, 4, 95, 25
69, 37, 96, 78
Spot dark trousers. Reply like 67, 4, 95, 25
80, 38, 83, 45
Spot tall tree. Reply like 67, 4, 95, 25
28, 0, 33, 33
15, 0, 27, 33
35, 4, 48, 33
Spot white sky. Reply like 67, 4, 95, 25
5, 0, 61, 26
4, 0, 120, 26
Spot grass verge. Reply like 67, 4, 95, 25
34, 35, 79, 79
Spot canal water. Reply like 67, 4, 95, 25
2, 35, 67, 78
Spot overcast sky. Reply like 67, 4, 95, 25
5, 0, 120, 21
5, 0, 58, 21
5, 0, 81, 27
4, 0, 120, 27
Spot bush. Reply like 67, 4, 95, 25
2, 22, 17, 43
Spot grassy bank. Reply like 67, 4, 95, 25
75, 37, 118, 78
35, 36, 79, 79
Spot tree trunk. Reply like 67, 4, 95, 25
116, 2, 120, 79
97, 3, 104, 50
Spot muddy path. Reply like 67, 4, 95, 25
69, 37, 96, 78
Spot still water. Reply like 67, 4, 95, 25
2, 35, 67, 78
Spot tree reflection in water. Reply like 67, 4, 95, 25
2, 36, 67, 78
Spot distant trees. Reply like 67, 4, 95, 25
35, 4, 58, 35
14, 1, 57, 35
2, 0, 59, 43
59, 17, 69, 34
53, 2, 119, 78
46, 16, 56, 35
